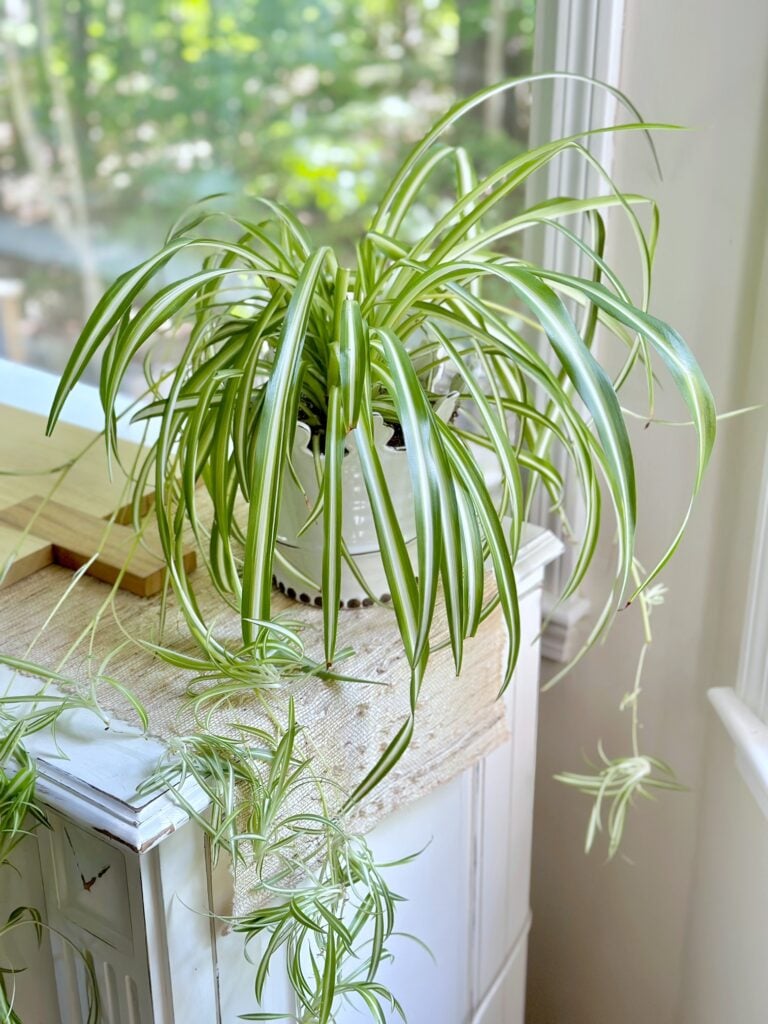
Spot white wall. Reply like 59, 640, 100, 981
526, 3, 768, 1022
677, 72, 768, 1021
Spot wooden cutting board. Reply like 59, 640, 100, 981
0, 405, 195, 596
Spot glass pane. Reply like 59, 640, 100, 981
0, 0, 536, 392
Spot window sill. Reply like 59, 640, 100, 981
709, 686, 768, 819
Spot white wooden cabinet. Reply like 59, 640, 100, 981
0, 362, 561, 1023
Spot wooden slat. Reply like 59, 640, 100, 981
0, 403, 159, 591
0, 497, 195, 598
0, 403, 148, 523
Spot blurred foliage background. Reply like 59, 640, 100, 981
0, 0, 535, 378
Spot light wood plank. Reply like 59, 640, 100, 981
0, 496, 196, 597
0, 402, 162, 592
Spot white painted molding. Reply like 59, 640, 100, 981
540, 590, 591, 663
528, 0, 626, 661
735, 439, 768, 717
514, 524, 565, 597
3, 674, 209, 852
469, 910, 531, 1024
712, 441, 768, 817
709, 687, 768, 820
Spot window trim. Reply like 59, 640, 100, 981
709, 685, 768, 820
527, 0, 627, 661
708, 438, 768, 817
734, 439, 768, 718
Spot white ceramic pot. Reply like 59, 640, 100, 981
274, 398, 457, 609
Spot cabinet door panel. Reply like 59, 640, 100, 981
473, 590, 542, 1001
344, 772, 473, 1023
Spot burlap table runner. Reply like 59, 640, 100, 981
0, 562, 509, 916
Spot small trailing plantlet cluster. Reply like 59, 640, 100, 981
555, 558, 683, 859
0, 75, 717, 1021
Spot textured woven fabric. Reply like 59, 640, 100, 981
1, 563, 509, 915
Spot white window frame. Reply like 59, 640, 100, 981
527, 0, 627, 661
734, 439, 768, 718
710, 438, 768, 820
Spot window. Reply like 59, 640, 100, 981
0, 0, 536, 394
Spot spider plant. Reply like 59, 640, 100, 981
140, 696, 411, 1023
46, 73, 715, 795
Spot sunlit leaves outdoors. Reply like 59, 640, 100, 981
0, 0, 536, 382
